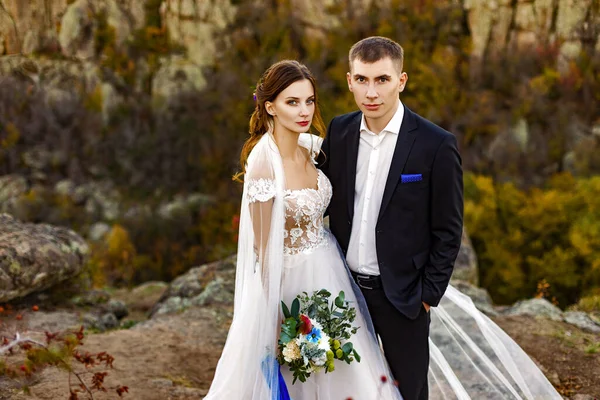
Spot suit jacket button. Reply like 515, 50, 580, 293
347, 220, 351, 225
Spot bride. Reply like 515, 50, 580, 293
203, 60, 562, 400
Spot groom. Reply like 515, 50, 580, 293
318, 36, 463, 400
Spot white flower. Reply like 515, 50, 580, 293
282, 340, 302, 363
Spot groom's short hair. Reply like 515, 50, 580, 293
349, 36, 404, 73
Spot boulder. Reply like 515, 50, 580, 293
150, 255, 235, 317
504, 298, 564, 321
563, 311, 600, 334
0, 214, 89, 303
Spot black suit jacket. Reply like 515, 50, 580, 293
318, 105, 463, 320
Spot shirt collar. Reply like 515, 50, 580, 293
360, 100, 404, 136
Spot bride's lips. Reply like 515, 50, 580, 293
364, 104, 381, 111
297, 121, 310, 127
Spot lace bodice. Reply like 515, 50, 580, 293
283, 169, 332, 255
246, 169, 332, 256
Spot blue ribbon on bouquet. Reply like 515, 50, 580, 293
261, 354, 291, 400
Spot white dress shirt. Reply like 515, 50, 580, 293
347, 102, 404, 276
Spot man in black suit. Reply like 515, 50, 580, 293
318, 36, 463, 400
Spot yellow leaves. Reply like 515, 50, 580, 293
529, 67, 560, 95
88, 224, 137, 287
465, 172, 600, 305
1, 122, 20, 149
84, 86, 103, 113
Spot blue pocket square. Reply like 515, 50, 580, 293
401, 174, 423, 183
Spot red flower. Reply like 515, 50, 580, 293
299, 314, 312, 335
381, 375, 388, 383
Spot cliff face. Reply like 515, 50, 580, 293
1, 0, 598, 68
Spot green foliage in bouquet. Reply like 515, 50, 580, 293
278, 290, 360, 384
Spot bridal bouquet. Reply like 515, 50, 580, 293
277, 289, 361, 384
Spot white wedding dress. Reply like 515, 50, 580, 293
203, 133, 562, 400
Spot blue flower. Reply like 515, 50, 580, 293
306, 327, 322, 343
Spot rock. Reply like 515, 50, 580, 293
74, 181, 121, 221
88, 222, 111, 241
104, 299, 129, 320
0, 0, 68, 55
59, 0, 134, 60
162, 0, 237, 66
54, 179, 76, 197
0, 214, 89, 303
451, 280, 497, 316
152, 56, 208, 106
151, 255, 236, 317
156, 192, 214, 221
83, 311, 119, 331
505, 298, 564, 321
71, 289, 111, 307
451, 228, 479, 285
563, 311, 600, 334
100, 312, 119, 329
191, 278, 234, 307
0, 175, 28, 214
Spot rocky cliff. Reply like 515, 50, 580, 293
1, 0, 598, 71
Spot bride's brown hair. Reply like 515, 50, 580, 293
234, 60, 327, 181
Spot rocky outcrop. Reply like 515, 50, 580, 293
2, 1, 597, 73
150, 255, 235, 317
464, 0, 599, 70
0, 214, 89, 302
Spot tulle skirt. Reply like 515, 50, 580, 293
280, 232, 402, 400
281, 232, 562, 400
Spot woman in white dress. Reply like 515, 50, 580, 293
203, 60, 562, 400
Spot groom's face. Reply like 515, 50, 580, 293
347, 57, 407, 126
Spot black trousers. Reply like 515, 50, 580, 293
359, 285, 431, 400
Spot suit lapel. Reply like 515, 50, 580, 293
345, 114, 361, 221
377, 106, 418, 222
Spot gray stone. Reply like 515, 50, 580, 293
88, 222, 111, 241
54, 180, 76, 197
105, 299, 129, 320
71, 289, 111, 306
191, 278, 234, 307
505, 298, 564, 321
0, 214, 89, 303
564, 311, 600, 333
0, 175, 28, 214
451, 280, 497, 316
100, 312, 119, 329
150, 255, 236, 317
82, 311, 119, 331
452, 228, 479, 285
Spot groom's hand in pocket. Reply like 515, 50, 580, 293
422, 302, 430, 312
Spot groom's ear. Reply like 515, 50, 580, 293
346, 72, 353, 92
398, 72, 408, 93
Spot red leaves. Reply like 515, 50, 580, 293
91, 372, 108, 391
1, 308, 127, 399
116, 386, 129, 397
